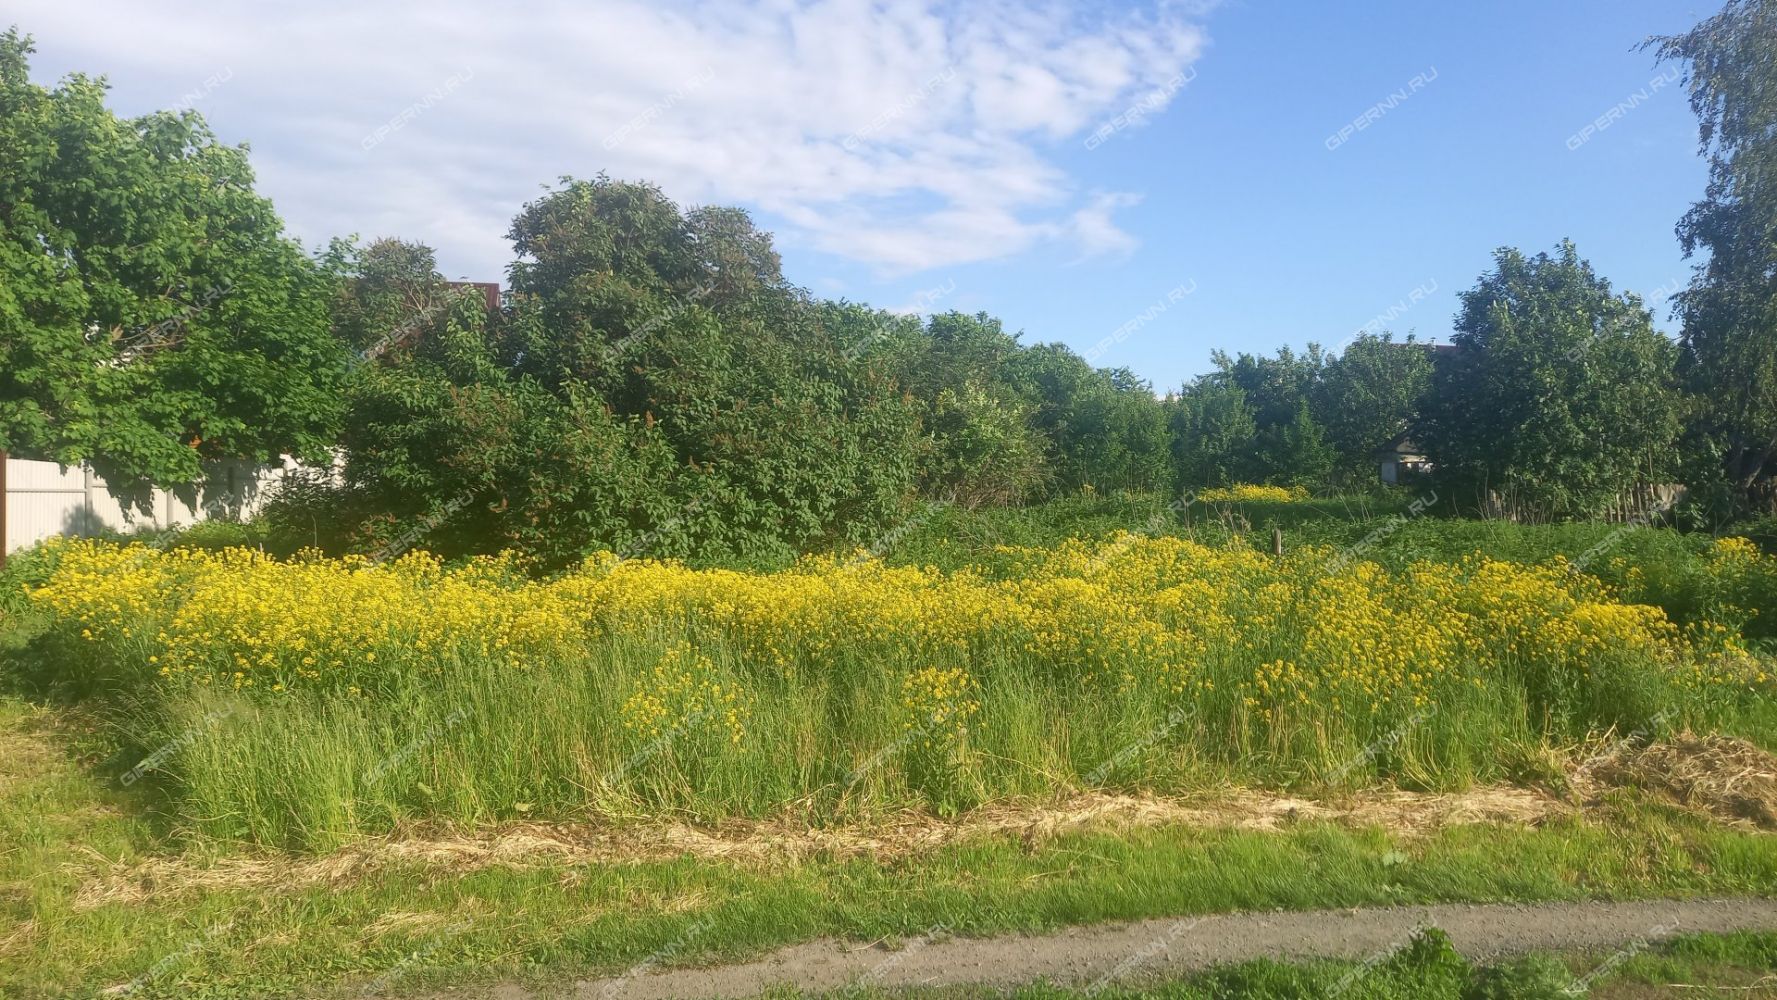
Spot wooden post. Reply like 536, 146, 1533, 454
1271, 526, 1283, 558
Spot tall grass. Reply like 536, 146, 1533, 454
148, 645, 1535, 849
17, 526, 1775, 851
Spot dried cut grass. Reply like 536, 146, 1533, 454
70, 785, 1559, 910
362, 910, 458, 941
1577, 731, 1777, 829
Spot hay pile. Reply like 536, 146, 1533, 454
1581, 732, 1777, 829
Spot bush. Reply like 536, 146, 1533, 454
0, 540, 63, 624
165, 519, 266, 552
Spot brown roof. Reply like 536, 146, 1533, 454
446, 281, 501, 313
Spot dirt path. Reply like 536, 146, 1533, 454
446, 898, 1777, 999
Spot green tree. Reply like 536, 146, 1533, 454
1209, 345, 1325, 430
1417, 242, 1682, 518
1648, 2, 1777, 509
897, 312, 1047, 506
325, 237, 458, 357
1315, 332, 1435, 484
1005, 344, 1170, 494
1255, 399, 1335, 490
920, 384, 1047, 507
1166, 379, 1257, 489
510, 180, 919, 555
1202, 345, 1328, 484
324, 286, 683, 569
0, 29, 343, 509
287, 180, 928, 568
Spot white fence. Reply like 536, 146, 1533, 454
2, 455, 297, 556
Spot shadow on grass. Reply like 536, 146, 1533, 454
0, 614, 198, 847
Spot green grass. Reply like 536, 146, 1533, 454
1598, 930, 1777, 996
5, 502, 1777, 996
25, 615, 1774, 851
5, 686, 1777, 998
14, 508, 1777, 849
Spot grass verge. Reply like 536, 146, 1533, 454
6, 693, 1777, 999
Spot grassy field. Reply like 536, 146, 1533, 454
10, 520, 1775, 849
3, 683, 1776, 997
3, 494, 1775, 997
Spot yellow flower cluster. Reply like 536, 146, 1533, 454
1605, 533, 1776, 655
621, 644, 749, 746
1197, 484, 1311, 504
901, 666, 981, 744
1713, 536, 1763, 563
27, 533, 1752, 721
1700, 537, 1774, 634
28, 542, 581, 691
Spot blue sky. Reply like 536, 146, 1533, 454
11, 0, 1710, 390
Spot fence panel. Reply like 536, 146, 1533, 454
3, 459, 90, 554
3, 455, 303, 556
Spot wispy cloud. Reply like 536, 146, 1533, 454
10, 0, 1209, 277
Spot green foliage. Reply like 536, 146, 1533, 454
321, 236, 456, 357
1317, 333, 1436, 482
284, 177, 1247, 566
3, 16, 1743, 556
1166, 345, 1347, 491
163, 519, 265, 552
1255, 399, 1335, 489
1166, 379, 1257, 488
1213, 344, 1325, 429
1006, 345, 1171, 495
1649, 2, 1777, 510
0, 29, 344, 510
883, 310, 1047, 506
1460, 952, 1575, 1000
1418, 241, 1683, 519
501, 179, 925, 562
3, 673, 1774, 1000
294, 270, 683, 568
920, 383, 1048, 507
290, 181, 925, 569
0, 539, 61, 623
857, 492, 1777, 647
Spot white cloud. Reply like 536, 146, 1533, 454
9, 0, 1207, 278
1068, 191, 1146, 261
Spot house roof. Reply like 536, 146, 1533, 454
1375, 431, 1426, 457
446, 281, 501, 313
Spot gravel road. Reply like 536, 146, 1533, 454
441, 897, 1777, 998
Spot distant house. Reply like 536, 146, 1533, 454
445, 281, 501, 313
1371, 340, 1460, 485
1376, 433, 1430, 485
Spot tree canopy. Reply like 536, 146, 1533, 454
0, 29, 343, 509
1648, 0, 1777, 509
6, 21, 1750, 561
1417, 242, 1681, 518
